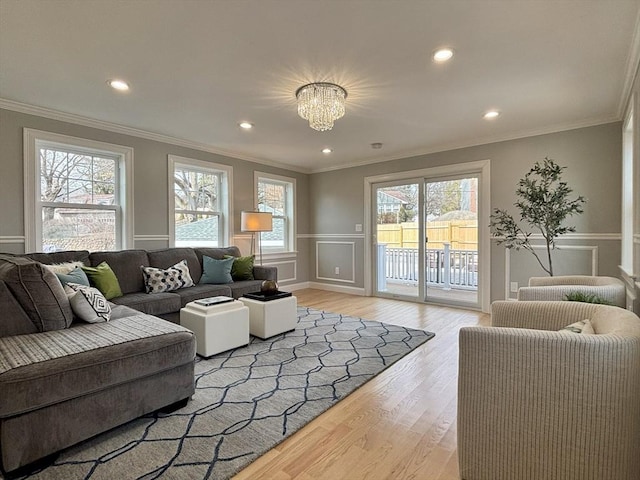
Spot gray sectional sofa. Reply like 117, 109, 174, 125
0, 246, 276, 474
23, 245, 277, 324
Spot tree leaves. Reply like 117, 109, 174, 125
489, 157, 586, 276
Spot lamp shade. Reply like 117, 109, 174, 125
240, 211, 272, 232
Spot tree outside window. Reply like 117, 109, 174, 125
257, 174, 295, 252
39, 147, 118, 252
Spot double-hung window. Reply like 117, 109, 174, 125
24, 129, 133, 252
256, 172, 295, 253
169, 155, 232, 247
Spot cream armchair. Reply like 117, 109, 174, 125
517, 275, 626, 307
457, 301, 640, 480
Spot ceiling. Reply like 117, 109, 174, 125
1, 0, 639, 174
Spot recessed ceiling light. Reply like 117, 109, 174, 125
107, 79, 130, 91
483, 110, 500, 119
433, 48, 454, 63
321, 148, 332, 154
238, 122, 253, 129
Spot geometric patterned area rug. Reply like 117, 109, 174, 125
9, 307, 435, 480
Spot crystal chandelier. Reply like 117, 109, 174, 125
295, 82, 347, 131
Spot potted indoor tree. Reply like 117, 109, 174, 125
490, 157, 586, 276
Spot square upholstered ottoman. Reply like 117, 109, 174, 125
239, 295, 297, 339
180, 299, 249, 357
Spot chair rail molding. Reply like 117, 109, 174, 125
0, 236, 25, 245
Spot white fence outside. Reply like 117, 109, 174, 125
377, 244, 478, 291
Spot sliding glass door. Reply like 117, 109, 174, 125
372, 174, 480, 309
424, 175, 479, 306
373, 180, 423, 300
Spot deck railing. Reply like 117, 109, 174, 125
377, 244, 478, 291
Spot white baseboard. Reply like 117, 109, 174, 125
280, 281, 366, 296
308, 282, 366, 296
280, 282, 311, 292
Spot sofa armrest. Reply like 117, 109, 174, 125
457, 326, 640, 480
253, 265, 277, 281
491, 300, 600, 331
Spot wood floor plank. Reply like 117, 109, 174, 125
232, 289, 487, 480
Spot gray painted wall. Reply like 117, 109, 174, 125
309, 122, 622, 302
0, 108, 311, 285
0, 107, 624, 304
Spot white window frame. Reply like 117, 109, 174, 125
621, 102, 634, 277
168, 155, 233, 247
255, 171, 296, 254
23, 129, 134, 252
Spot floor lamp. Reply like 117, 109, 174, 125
240, 211, 273, 265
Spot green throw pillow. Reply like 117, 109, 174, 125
81, 261, 123, 300
225, 254, 255, 281
200, 256, 234, 284
55, 266, 90, 287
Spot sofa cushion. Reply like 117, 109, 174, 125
23, 250, 90, 266
141, 260, 195, 294
172, 284, 233, 307
200, 255, 234, 284
0, 314, 195, 417
89, 250, 150, 295
66, 283, 111, 323
81, 262, 123, 300
147, 248, 202, 284
0, 255, 73, 333
194, 246, 241, 264
109, 292, 182, 316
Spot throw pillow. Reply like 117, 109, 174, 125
81, 262, 123, 300
0, 255, 73, 332
559, 319, 595, 334
141, 259, 195, 294
200, 255, 234, 284
66, 282, 111, 323
43, 261, 85, 275
225, 254, 255, 281
55, 266, 90, 287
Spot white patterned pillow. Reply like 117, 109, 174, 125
559, 319, 595, 334
141, 259, 194, 294
66, 282, 111, 323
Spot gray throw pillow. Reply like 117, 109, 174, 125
0, 255, 73, 332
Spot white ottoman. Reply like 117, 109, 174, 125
239, 295, 298, 339
180, 300, 249, 357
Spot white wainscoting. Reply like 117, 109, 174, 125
315, 241, 356, 284
504, 244, 599, 300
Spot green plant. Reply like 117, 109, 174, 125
490, 157, 586, 276
564, 291, 613, 305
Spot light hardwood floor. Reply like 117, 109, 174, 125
233, 289, 490, 480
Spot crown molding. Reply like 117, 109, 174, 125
0, 98, 312, 174
618, 7, 640, 117
0, 97, 623, 177
309, 115, 621, 173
